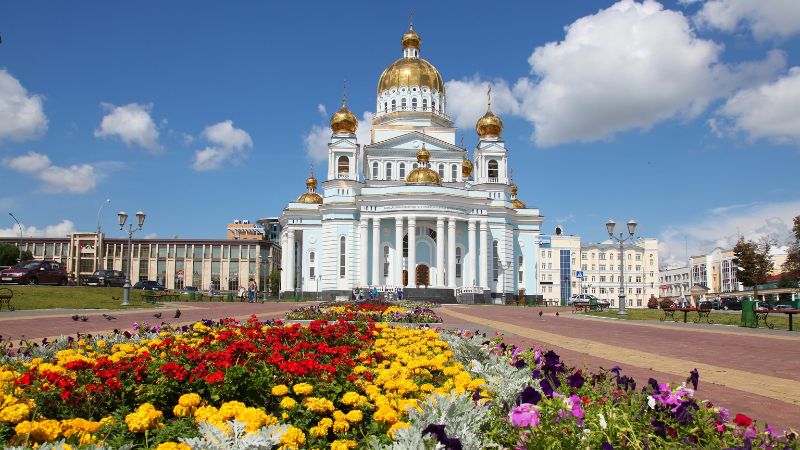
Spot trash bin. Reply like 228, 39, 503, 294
226, 292, 234, 302
741, 298, 756, 327
188, 292, 195, 302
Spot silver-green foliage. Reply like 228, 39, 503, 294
180, 420, 288, 450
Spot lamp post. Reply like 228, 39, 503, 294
8, 212, 23, 264
96, 199, 111, 234
606, 219, 637, 316
118, 210, 146, 306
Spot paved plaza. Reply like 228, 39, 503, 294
0, 302, 797, 430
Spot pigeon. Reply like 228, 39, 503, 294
102, 314, 117, 320
71, 314, 79, 321
111, 295, 120, 301
538, 311, 543, 318
153, 312, 162, 319
79, 316, 88, 322
174, 309, 181, 319
555, 311, 560, 317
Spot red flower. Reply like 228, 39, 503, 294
204, 370, 225, 384
733, 413, 752, 427
159, 362, 189, 382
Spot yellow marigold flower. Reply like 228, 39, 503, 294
271, 384, 290, 396
282, 412, 289, 420
373, 406, 399, 424
193, 405, 218, 424
317, 417, 333, 429
308, 426, 327, 437
173, 405, 189, 417
292, 382, 313, 396
235, 407, 269, 433
280, 397, 297, 410
345, 410, 363, 423
125, 403, 163, 433
331, 439, 358, 450
178, 393, 202, 408
15, 419, 61, 443
332, 420, 350, 434
332, 410, 346, 422
218, 401, 246, 420
279, 426, 306, 449
156, 443, 191, 450
96, 340, 107, 348
303, 397, 334, 414
388, 421, 411, 439
340, 391, 361, 407
0, 402, 30, 424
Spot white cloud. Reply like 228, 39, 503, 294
0, 69, 48, 141
445, 78, 520, 129
713, 66, 800, 147
694, 0, 800, 40
304, 110, 374, 162
4, 151, 97, 193
0, 219, 75, 238
191, 120, 253, 171
94, 102, 162, 152
659, 200, 800, 265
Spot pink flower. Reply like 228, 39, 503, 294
509, 403, 540, 428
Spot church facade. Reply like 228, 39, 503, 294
279, 23, 543, 302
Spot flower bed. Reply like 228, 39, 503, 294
285, 301, 442, 323
0, 320, 796, 449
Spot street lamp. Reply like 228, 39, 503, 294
606, 219, 637, 316
118, 210, 146, 306
8, 212, 23, 264
96, 199, 111, 234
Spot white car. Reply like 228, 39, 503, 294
568, 294, 595, 305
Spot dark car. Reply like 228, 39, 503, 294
0, 260, 67, 285
85, 270, 127, 287
180, 286, 198, 295
721, 297, 742, 311
133, 280, 166, 291
699, 299, 721, 310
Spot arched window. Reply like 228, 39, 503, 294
488, 160, 499, 179
309, 251, 316, 279
399, 162, 406, 179
455, 247, 462, 278
401, 98, 407, 110
391, 99, 396, 111
372, 162, 379, 179
451, 164, 457, 181
438, 164, 445, 178
492, 240, 499, 282
386, 162, 393, 179
411, 98, 417, 111
339, 237, 346, 278
413, 163, 419, 169
384, 102, 388, 113
422, 99, 428, 111
337, 156, 349, 174
518, 255, 524, 283
383, 246, 390, 278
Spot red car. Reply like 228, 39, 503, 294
0, 260, 68, 285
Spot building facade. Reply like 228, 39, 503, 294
658, 265, 691, 300
279, 23, 543, 301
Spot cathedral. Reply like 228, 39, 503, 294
279, 22, 543, 302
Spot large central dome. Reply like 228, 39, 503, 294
377, 58, 445, 95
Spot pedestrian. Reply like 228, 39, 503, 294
397, 287, 404, 301
248, 278, 257, 303
238, 285, 246, 302
370, 286, 378, 300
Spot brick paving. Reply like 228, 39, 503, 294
1, 301, 797, 430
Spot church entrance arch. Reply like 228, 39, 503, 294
416, 264, 430, 287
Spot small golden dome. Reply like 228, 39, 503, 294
416, 146, 430, 162
406, 143, 441, 185
476, 110, 503, 138
305, 174, 318, 189
330, 103, 358, 134
461, 156, 473, 177
511, 198, 527, 209
402, 25, 421, 49
510, 183, 518, 196
297, 192, 323, 204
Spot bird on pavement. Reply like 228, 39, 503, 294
79, 316, 88, 322
174, 309, 181, 319
102, 314, 117, 321
71, 314, 79, 321
556, 311, 560, 317
153, 312, 162, 318
538, 311, 543, 318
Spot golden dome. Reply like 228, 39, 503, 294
297, 192, 323, 204
406, 144, 441, 185
330, 103, 358, 134
378, 58, 444, 95
476, 110, 503, 138
510, 183, 518, 196
305, 174, 318, 189
402, 26, 421, 49
461, 156, 473, 177
511, 198, 527, 209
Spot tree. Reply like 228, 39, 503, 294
733, 236, 774, 302
0, 244, 31, 266
268, 271, 281, 297
782, 214, 800, 285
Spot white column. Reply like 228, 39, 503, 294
280, 231, 287, 290
395, 217, 404, 286
287, 229, 296, 291
468, 219, 477, 286
479, 220, 488, 289
436, 217, 445, 287
447, 217, 456, 288
372, 218, 381, 286
359, 219, 368, 287
408, 216, 417, 287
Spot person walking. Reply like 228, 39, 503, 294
248, 278, 257, 303
238, 285, 246, 302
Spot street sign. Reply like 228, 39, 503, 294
177, 269, 184, 278
576, 271, 584, 279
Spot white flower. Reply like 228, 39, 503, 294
647, 396, 656, 410
598, 413, 607, 430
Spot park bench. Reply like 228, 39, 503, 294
0, 287, 14, 311
753, 309, 800, 331
142, 291, 181, 304
660, 307, 714, 324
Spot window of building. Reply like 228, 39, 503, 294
138, 259, 149, 282
599, 264, 606, 271
384, 102, 387, 112
383, 246, 390, 278
391, 99, 396, 111
413, 163, 419, 169
487, 160, 499, 179
176, 245, 185, 259
438, 164, 445, 178
492, 240, 499, 282
228, 261, 239, 290
411, 98, 417, 110
456, 247, 463, 278
600, 252, 606, 260
309, 251, 316, 279
211, 261, 221, 289
386, 162, 393, 179
422, 98, 428, 110
339, 237, 346, 279
338, 156, 349, 173
192, 261, 202, 287
517, 255, 523, 283
600, 276, 606, 282
451, 164, 457, 181
581, 252, 587, 259
401, 98, 407, 109
372, 162, 379, 179
399, 163, 406, 178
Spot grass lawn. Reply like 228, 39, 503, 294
583, 308, 796, 332
0, 286, 152, 310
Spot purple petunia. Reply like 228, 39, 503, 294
568, 370, 585, 389
519, 386, 542, 405
509, 403, 540, 428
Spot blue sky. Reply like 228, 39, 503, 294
1, 1, 798, 265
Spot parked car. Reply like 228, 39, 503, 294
721, 297, 742, 311
754, 301, 775, 311
180, 286, 198, 295
133, 280, 166, 291
775, 304, 794, 311
568, 294, 595, 305
699, 299, 721, 310
0, 260, 67, 285
84, 270, 127, 287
